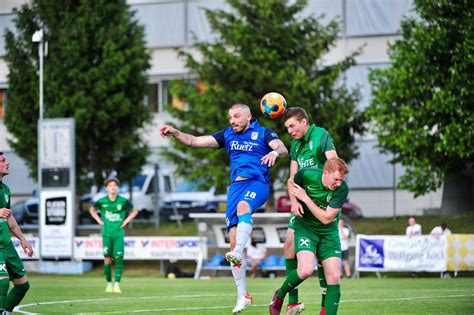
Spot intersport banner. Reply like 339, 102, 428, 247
355, 234, 447, 272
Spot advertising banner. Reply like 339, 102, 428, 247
356, 234, 447, 272
39, 190, 74, 258
446, 234, 474, 271
73, 236, 207, 260
11, 237, 40, 260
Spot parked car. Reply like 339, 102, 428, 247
11, 197, 39, 225
79, 166, 176, 223
161, 179, 226, 221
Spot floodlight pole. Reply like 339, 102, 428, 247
32, 29, 44, 121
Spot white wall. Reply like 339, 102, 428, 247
349, 187, 443, 218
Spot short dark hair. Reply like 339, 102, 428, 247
104, 177, 120, 186
441, 223, 448, 230
283, 107, 308, 123
0, 152, 3, 155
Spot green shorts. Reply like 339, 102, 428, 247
294, 221, 341, 262
0, 245, 26, 280
287, 213, 296, 230
102, 235, 124, 257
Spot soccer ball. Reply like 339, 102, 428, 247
260, 92, 287, 119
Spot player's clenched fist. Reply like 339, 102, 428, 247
160, 125, 177, 137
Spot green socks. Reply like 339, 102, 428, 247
0, 278, 9, 310
286, 258, 299, 304
104, 263, 112, 282
5, 281, 30, 312
277, 269, 303, 299
318, 266, 327, 307
114, 257, 123, 283
325, 284, 340, 315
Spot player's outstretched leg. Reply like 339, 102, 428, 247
226, 212, 253, 266
231, 257, 252, 313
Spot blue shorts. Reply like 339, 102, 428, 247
226, 179, 269, 231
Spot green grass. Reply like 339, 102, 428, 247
16, 275, 474, 314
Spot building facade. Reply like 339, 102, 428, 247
0, 0, 443, 216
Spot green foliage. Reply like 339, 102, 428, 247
3, 0, 152, 192
367, 0, 474, 196
162, 0, 365, 195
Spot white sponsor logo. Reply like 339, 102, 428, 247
297, 157, 315, 168
0, 264, 7, 272
230, 141, 254, 151
105, 211, 121, 222
360, 245, 383, 265
299, 238, 310, 248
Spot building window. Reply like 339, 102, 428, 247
145, 80, 185, 113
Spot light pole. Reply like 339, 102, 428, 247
32, 29, 44, 121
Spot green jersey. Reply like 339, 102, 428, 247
289, 124, 336, 169
93, 195, 133, 237
0, 182, 12, 249
293, 168, 349, 235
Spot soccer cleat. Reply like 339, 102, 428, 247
319, 306, 325, 315
113, 283, 122, 293
105, 284, 113, 293
286, 302, 305, 315
269, 290, 284, 315
225, 251, 243, 266
232, 292, 253, 313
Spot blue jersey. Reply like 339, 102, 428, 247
212, 119, 280, 183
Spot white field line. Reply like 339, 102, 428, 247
15, 292, 474, 314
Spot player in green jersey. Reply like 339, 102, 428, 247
0, 152, 33, 314
89, 178, 138, 293
270, 158, 349, 315
283, 107, 337, 315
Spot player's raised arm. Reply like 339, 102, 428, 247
160, 124, 219, 148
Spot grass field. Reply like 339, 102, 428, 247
15, 275, 474, 314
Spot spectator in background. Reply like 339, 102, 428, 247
406, 216, 422, 237
430, 223, 452, 237
338, 219, 351, 278
247, 239, 267, 278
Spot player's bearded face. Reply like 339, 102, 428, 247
228, 108, 250, 134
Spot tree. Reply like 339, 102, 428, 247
4, 0, 152, 192
367, 0, 473, 196
162, 0, 365, 200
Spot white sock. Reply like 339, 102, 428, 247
231, 257, 248, 298
234, 221, 252, 255
107, 282, 113, 285
114, 282, 120, 286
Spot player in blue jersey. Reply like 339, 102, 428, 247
160, 103, 288, 313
